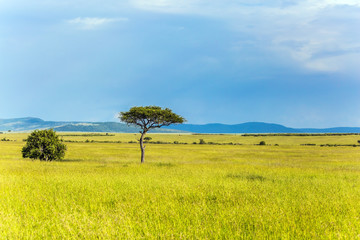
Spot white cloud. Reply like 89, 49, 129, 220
67, 17, 128, 30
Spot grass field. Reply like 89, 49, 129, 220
1, 133, 360, 239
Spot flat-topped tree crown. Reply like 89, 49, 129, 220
119, 106, 185, 163
120, 106, 185, 131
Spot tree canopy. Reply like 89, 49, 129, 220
120, 106, 185, 132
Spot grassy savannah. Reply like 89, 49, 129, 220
1, 133, 360, 238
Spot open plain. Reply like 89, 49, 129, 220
1, 133, 360, 239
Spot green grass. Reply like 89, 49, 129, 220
1, 133, 360, 239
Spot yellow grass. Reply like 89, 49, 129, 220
1, 132, 360, 239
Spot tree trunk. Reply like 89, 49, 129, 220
139, 132, 145, 163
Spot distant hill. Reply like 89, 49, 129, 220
164, 122, 298, 133
53, 122, 183, 133
0, 117, 184, 133
0, 117, 69, 132
1, 117, 360, 133
164, 122, 360, 134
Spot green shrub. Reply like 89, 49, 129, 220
259, 141, 266, 145
22, 129, 66, 161
199, 139, 206, 144
144, 137, 152, 141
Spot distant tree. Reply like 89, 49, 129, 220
22, 129, 67, 161
119, 106, 185, 163
144, 137, 152, 142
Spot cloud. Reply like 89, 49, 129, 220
66, 17, 128, 30
267, 4, 360, 73
129, 0, 360, 75
130, 0, 199, 14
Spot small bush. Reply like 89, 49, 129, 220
259, 141, 266, 145
199, 139, 206, 144
144, 137, 152, 141
22, 129, 66, 161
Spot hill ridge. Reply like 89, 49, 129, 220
1, 117, 360, 133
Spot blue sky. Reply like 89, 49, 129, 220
1, 0, 360, 127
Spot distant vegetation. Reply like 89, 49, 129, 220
60, 133, 115, 137
144, 137, 152, 142
242, 133, 360, 137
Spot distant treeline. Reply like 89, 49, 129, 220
64, 140, 122, 143
242, 133, 360, 137
60, 133, 115, 137
191, 133, 360, 137
192, 133, 226, 135
21, 138, 360, 147
300, 143, 360, 147
60, 139, 243, 145
1, 138, 13, 141
320, 144, 360, 147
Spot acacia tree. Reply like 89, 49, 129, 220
119, 106, 185, 163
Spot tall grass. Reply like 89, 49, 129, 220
1, 133, 360, 238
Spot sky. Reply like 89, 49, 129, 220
1, 0, 360, 128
